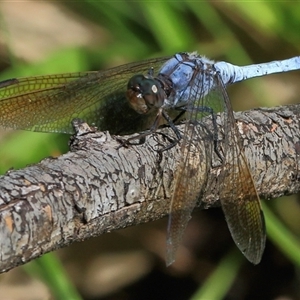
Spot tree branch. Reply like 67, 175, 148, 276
0, 104, 299, 273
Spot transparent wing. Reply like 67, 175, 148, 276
166, 66, 266, 265
166, 69, 217, 266
0, 56, 169, 134
166, 123, 212, 265
216, 75, 266, 264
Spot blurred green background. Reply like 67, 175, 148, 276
0, 1, 300, 300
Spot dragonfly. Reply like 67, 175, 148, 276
0, 52, 299, 266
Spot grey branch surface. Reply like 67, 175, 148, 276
0, 104, 300, 273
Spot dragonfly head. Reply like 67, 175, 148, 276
126, 74, 165, 114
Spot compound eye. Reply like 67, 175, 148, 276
127, 75, 145, 91
126, 87, 148, 114
126, 74, 165, 114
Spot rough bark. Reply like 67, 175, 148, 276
0, 104, 299, 273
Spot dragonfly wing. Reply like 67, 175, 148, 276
166, 123, 212, 266
216, 75, 266, 264
0, 57, 169, 134
166, 69, 216, 266
166, 64, 265, 265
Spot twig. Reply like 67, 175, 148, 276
0, 104, 299, 273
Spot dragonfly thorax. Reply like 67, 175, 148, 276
126, 74, 166, 114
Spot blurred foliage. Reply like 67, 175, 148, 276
0, 1, 300, 300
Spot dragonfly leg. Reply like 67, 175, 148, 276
116, 106, 184, 152
154, 110, 184, 153
116, 108, 164, 149
188, 105, 224, 162
155, 132, 179, 153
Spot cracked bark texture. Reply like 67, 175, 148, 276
0, 104, 299, 273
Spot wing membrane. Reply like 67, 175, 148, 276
166, 68, 216, 266
0, 57, 169, 134
216, 75, 266, 264
167, 63, 266, 265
